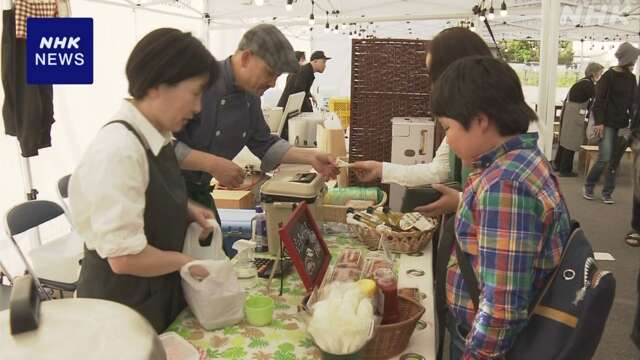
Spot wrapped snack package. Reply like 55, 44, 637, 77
331, 263, 362, 283
337, 248, 363, 269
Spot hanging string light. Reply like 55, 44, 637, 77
488, 0, 495, 20
308, 0, 315, 26
500, 0, 508, 17
324, 10, 330, 33
470, 21, 476, 32
285, 0, 293, 11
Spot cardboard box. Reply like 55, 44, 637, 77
212, 190, 254, 209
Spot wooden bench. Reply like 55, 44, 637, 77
580, 145, 633, 174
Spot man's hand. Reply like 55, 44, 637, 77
311, 152, 339, 179
413, 184, 461, 217
210, 158, 245, 188
187, 201, 215, 240
188, 264, 210, 281
351, 161, 383, 182
593, 124, 604, 138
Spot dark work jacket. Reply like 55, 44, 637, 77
279, 63, 315, 112
592, 67, 637, 129
77, 121, 188, 333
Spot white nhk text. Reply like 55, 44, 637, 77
34, 36, 85, 66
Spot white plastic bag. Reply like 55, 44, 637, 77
180, 260, 245, 330
182, 219, 227, 261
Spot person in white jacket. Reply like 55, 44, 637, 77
351, 26, 494, 216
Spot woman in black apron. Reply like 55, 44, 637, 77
553, 62, 603, 176
70, 28, 219, 333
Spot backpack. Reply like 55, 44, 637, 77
438, 220, 616, 360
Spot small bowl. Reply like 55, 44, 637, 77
244, 295, 274, 326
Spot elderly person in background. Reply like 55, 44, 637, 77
583, 42, 640, 204
553, 62, 604, 177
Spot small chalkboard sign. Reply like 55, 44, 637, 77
279, 202, 331, 293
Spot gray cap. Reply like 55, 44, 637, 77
615, 42, 640, 66
237, 24, 299, 74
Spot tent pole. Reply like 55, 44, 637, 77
537, 0, 561, 159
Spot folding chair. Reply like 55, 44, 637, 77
4, 200, 82, 299
56, 174, 72, 223
0, 259, 13, 310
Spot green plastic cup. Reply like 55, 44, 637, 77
244, 295, 274, 326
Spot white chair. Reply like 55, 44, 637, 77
4, 200, 82, 298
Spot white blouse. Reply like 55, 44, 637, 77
69, 100, 172, 259
381, 138, 451, 187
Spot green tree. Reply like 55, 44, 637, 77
501, 40, 539, 64
500, 40, 573, 65
558, 40, 574, 65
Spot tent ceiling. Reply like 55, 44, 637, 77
102, 0, 640, 41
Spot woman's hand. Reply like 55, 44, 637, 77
351, 161, 383, 182
188, 264, 210, 281
413, 183, 461, 217
187, 201, 215, 240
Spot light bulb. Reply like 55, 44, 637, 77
255, 0, 263, 6
309, 13, 315, 26
285, 3, 292, 11
500, 9, 507, 16
470, 22, 476, 32
500, 1, 507, 16
324, 22, 330, 33
479, 15, 485, 22
488, 7, 495, 20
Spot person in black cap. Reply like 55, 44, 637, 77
174, 25, 338, 225
278, 50, 331, 113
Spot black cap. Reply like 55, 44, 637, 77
310, 50, 331, 61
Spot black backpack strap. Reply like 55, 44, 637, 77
453, 155, 463, 184
435, 215, 457, 360
455, 237, 480, 310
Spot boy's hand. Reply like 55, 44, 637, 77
414, 183, 460, 217
351, 161, 383, 182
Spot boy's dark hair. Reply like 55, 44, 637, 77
428, 27, 492, 82
295, 51, 306, 62
432, 56, 538, 136
126, 28, 219, 99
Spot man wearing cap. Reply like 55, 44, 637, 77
278, 50, 331, 113
174, 25, 338, 223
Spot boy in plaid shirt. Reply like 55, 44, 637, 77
432, 56, 572, 359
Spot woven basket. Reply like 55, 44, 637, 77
321, 191, 388, 223
348, 216, 438, 253
361, 295, 426, 359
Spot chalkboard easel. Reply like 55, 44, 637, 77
278, 202, 331, 293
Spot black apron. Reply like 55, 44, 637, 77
77, 120, 188, 333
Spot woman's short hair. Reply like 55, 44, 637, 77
584, 62, 604, 79
126, 28, 219, 99
428, 27, 492, 82
432, 56, 538, 136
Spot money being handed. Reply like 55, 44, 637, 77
336, 159, 353, 168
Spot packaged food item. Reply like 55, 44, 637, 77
330, 263, 362, 283
337, 248, 363, 269
362, 257, 393, 278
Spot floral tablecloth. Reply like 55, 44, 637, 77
167, 232, 375, 360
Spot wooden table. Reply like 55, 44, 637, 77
580, 145, 632, 174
